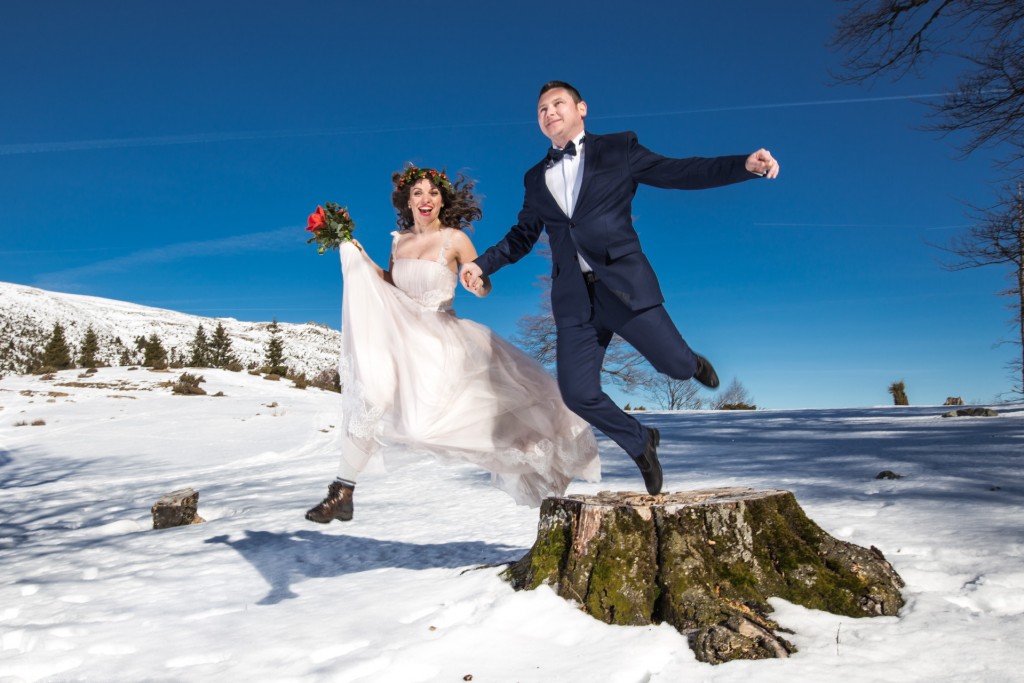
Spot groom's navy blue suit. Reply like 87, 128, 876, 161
475, 131, 760, 458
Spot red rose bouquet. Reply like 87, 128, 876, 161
306, 202, 357, 254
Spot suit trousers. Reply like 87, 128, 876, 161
556, 277, 698, 458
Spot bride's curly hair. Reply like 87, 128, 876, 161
391, 165, 482, 231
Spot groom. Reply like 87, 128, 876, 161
460, 81, 779, 496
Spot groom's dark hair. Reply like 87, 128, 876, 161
539, 80, 582, 104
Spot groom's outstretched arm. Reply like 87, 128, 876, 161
467, 188, 545, 279
625, 132, 778, 189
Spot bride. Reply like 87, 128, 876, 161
305, 165, 600, 523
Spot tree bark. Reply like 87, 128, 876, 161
504, 488, 905, 664
151, 488, 205, 529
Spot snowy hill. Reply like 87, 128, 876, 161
0, 281, 341, 376
1, 366, 1023, 681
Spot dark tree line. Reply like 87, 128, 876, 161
31, 321, 243, 372
24, 318, 346, 394
187, 322, 240, 369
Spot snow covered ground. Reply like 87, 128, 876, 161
1, 367, 1022, 682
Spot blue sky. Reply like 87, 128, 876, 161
1, 1, 1017, 408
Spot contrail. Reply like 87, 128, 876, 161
34, 226, 299, 289
0, 92, 957, 156
0, 121, 525, 156
753, 221, 974, 230
592, 91, 955, 120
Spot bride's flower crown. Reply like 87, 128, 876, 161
396, 166, 454, 194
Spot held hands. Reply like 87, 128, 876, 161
745, 149, 780, 179
460, 261, 491, 297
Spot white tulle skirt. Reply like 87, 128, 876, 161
336, 241, 600, 506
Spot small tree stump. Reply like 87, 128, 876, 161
504, 488, 904, 664
942, 407, 998, 417
151, 488, 205, 529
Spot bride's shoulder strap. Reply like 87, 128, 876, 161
437, 228, 455, 264
389, 230, 402, 259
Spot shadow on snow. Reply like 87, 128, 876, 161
205, 529, 523, 605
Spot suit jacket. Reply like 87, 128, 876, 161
475, 131, 758, 327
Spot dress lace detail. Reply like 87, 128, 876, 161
336, 238, 600, 506
389, 229, 457, 312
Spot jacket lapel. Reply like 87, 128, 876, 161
529, 162, 564, 217
533, 136, 597, 220
572, 133, 598, 220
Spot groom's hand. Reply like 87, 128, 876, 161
460, 261, 484, 293
745, 148, 780, 179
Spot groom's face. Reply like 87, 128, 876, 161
537, 88, 587, 146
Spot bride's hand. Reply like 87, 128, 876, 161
467, 273, 492, 298
460, 262, 484, 291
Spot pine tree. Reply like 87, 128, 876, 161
208, 323, 237, 368
189, 324, 211, 367
78, 326, 101, 368
264, 318, 286, 373
40, 323, 74, 371
143, 334, 168, 369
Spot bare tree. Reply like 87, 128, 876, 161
513, 273, 654, 392
831, 0, 1024, 171
834, 2, 1024, 397
645, 375, 705, 410
711, 378, 756, 410
935, 182, 1024, 395
513, 276, 559, 367
513, 241, 655, 393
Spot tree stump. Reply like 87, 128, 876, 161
503, 488, 905, 664
942, 407, 998, 417
151, 488, 205, 529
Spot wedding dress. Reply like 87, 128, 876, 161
336, 230, 600, 506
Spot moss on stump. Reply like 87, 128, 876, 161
503, 487, 904, 664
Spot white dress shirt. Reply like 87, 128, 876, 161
544, 130, 593, 273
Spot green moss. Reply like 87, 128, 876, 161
501, 503, 572, 589
504, 490, 904, 663
580, 505, 658, 625
526, 519, 570, 587
717, 559, 758, 591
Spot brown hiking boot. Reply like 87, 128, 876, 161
305, 480, 354, 523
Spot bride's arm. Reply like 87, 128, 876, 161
453, 231, 491, 297
352, 239, 395, 285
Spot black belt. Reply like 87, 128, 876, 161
583, 271, 599, 284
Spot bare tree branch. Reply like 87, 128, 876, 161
512, 262, 656, 393
644, 375, 705, 410
711, 378, 757, 410
832, 0, 1024, 171
834, 1, 1024, 396
930, 182, 1024, 395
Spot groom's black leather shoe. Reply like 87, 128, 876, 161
632, 427, 663, 496
694, 354, 720, 389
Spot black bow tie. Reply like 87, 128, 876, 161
546, 140, 578, 164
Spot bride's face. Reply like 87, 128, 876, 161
408, 179, 443, 225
